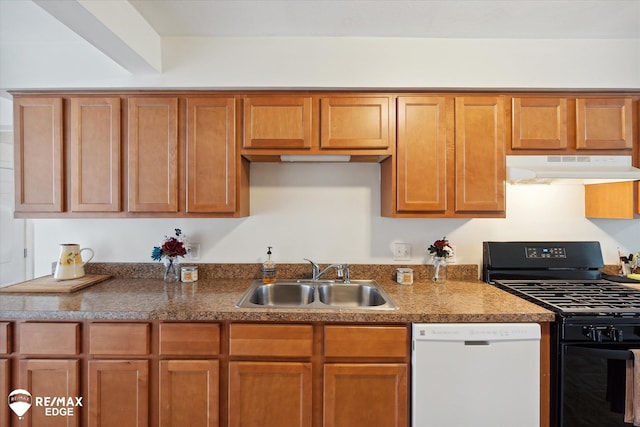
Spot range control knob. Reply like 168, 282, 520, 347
607, 326, 624, 342
583, 325, 603, 342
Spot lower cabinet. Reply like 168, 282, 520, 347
323, 325, 409, 427
160, 360, 219, 427
3, 321, 409, 427
20, 359, 81, 427
0, 359, 8, 427
228, 361, 313, 427
324, 363, 408, 427
88, 360, 149, 427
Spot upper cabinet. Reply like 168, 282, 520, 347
12, 90, 637, 220
319, 96, 390, 150
12, 93, 249, 218
393, 96, 452, 213
70, 97, 121, 212
511, 95, 634, 153
186, 97, 241, 214
243, 95, 313, 150
127, 96, 179, 213
576, 97, 633, 150
512, 97, 568, 150
13, 97, 64, 213
241, 94, 393, 159
383, 95, 505, 218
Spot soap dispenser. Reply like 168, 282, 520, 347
262, 246, 276, 284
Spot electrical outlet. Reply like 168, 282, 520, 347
393, 243, 412, 261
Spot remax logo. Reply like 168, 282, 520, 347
7, 389, 82, 418
8, 389, 32, 418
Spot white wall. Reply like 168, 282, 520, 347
1, 3, 638, 277
29, 163, 639, 277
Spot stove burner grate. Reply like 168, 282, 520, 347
493, 280, 640, 315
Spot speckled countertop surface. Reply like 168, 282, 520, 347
0, 263, 554, 323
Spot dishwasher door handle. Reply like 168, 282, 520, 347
465, 340, 491, 346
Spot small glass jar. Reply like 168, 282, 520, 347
396, 268, 414, 285
181, 266, 198, 283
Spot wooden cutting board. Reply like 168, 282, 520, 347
0, 274, 111, 293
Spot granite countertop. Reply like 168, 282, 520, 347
0, 263, 554, 323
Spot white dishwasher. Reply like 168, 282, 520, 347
412, 323, 540, 427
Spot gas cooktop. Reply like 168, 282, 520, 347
494, 279, 640, 316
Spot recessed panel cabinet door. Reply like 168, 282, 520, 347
576, 97, 633, 150
454, 97, 506, 213
13, 97, 64, 212
323, 363, 408, 427
0, 359, 8, 427
88, 360, 149, 427
228, 361, 312, 427
70, 97, 121, 212
160, 360, 219, 427
18, 359, 80, 427
186, 97, 236, 213
512, 97, 568, 150
127, 97, 178, 212
320, 97, 390, 149
243, 96, 313, 149
396, 96, 452, 212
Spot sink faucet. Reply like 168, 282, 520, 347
304, 259, 350, 283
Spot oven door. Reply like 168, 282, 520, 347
560, 344, 635, 427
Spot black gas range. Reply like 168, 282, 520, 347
483, 241, 640, 427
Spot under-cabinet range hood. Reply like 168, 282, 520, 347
507, 155, 640, 184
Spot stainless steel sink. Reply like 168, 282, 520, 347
318, 283, 386, 307
236, 279, 398, 310
248, 283, 315, 307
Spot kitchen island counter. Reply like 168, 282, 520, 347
0, 276, 554, 322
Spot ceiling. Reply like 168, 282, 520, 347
129, 0, 640, 39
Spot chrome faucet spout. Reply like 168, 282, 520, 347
305, 259, 351, 282
304, 258, 320, 280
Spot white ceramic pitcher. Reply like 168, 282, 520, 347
54, 244, 94, 280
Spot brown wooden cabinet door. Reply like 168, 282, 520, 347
70, 97, 121, 212
13, 97, 64, 212
320, 97, 390, 149
512, 97, 568, 150
127, 97, 178, 212
186, 97, 237, 213
160, 360, 219, 427
243, 96, 313, 149
323, 363, 408, 427
228, 361, 312, 427
576, 97, 633, 150
454, 97, 506, 213
18, 359, 80, 427
0, 359, 8, 427
585, 181, 636, 219
396, 96, 452, 213
88, 360, 149, 427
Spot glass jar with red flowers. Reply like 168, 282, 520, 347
427, 237, 453, 283
151, 229, 187, 282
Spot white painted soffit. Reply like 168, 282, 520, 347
33, 0, 161, 74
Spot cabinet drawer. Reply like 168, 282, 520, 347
159, 323, 220, 356
19, 322, 80, 355
230, 324, 313, 358
0, 322, 10, 354
324, 325, 408, 359
90, 323, 150, 356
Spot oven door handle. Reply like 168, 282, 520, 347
566, 345, 633, 360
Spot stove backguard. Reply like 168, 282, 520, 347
482, 241, 604, 283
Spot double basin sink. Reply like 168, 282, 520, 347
236, 279, 399, 310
